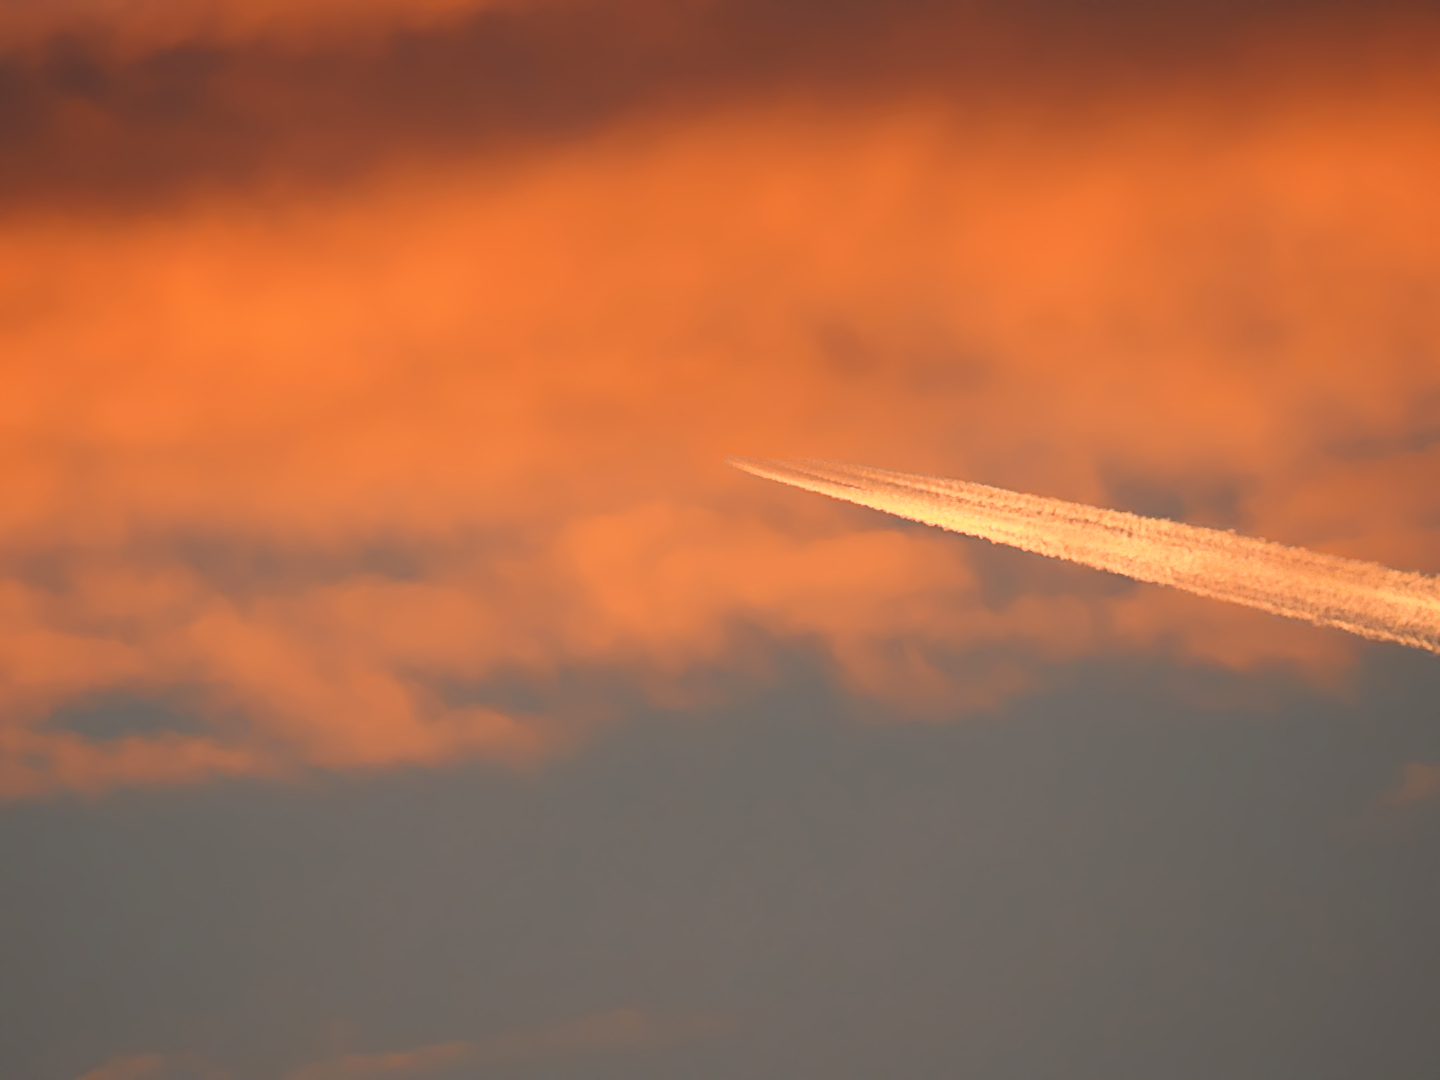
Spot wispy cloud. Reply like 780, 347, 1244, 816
283, 1009, 728, 1080
75, 1055, 170, 1080
1380, 762, 1440, 807
474, 1006, 728, 1059
284, 1040, 473, 1080
73, 1052, 225, 1080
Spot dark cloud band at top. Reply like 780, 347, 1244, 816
0, 0, 1436, 210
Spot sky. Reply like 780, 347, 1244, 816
1, 0, 1438, 1077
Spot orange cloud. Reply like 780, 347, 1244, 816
2, 8, 1438, 796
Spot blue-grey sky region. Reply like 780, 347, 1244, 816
4, 642, 1440, 1080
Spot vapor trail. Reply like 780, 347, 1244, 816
727, 456, 1440, 654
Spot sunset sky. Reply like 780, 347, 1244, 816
2, 1, 1439, 1077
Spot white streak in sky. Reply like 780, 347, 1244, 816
727, 456, 1440, 654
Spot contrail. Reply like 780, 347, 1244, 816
727, 456, 1440, 654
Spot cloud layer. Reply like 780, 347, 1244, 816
2, 0, 1439, 796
